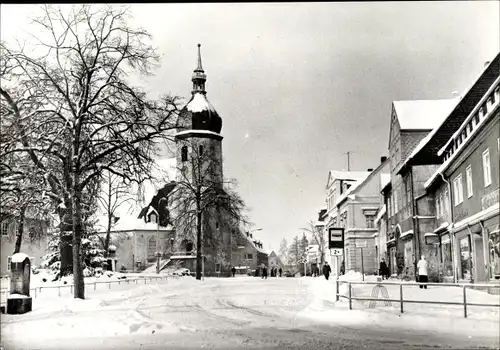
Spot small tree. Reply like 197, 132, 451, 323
288, 235, 300, 268
278, 237, 289, 265
96, 170, 136, 257
301, 221, 326, 266
170, 139, 247, 280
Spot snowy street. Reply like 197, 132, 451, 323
2, 275, 499, 350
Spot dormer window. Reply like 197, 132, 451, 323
150, 213, 157, 224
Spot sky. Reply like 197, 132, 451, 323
1, 2, 499, 253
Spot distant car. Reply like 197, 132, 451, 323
284, 270, 293, 277
173, 268, 191, 276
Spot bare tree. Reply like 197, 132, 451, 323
278, 237, 289, 265
0, 5, 179, 299
169, 139, 247, 280
95, 170, 136, 257
302, 221, 326, 266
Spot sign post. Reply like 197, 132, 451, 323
355, 241, 367, 281
329, 228, 345, 277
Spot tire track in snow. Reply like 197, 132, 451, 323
182, 300, 250, 327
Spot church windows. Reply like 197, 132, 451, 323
181, 146, 188, 162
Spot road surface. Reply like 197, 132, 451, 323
1, 276, 498, 349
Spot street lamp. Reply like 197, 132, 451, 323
156, 197, 167, 274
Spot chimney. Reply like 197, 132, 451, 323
367, 168, 374, 172
380, 156, 387, 163
250, 233, 253, 238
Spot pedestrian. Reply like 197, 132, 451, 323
231, 266, 236, 277
278, 267, 282, 277
261, 264, 268, 279
322, 262, 331, 280
417, 255, 428, 289
379, 258, 389, 280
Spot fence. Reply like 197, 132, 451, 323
335, 279, 500, 318
0, 274, 181, 306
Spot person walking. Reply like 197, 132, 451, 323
262, 265, 268, 279
379, 258, 389, 280
278, 267, 282, 277
322, 262, 332, 280
231, 266, 236, 277
417, 255, 428, 289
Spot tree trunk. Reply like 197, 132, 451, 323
59, 208, 73, 276
103, 214, 112, 258
72, 185, 85, 299
13, 205, 27, 254
196, 209, 202, 280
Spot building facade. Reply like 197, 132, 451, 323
398, 54, 500, 285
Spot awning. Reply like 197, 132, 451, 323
433, 221, 451, 234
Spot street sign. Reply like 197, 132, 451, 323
355, 241, 367, 248
328, 227, 344, 249
330, 248, 343, 256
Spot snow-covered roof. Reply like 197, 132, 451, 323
94, 214, 173, 233
424, 232, 438, 237
433, 221, 451, 233
374, 204, 386, 225
174, 130, 222, 138
329, 170, 371, 182
400, 230, 414, 239
380, 174, 391, 190
11, 253, 29, 263
186, 93, 218, 113
393, 99, 458, 130
424, 91, 499, 189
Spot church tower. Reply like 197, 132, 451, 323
175, 44, 223, 185
174, 44, 231, 276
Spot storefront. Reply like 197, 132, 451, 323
439, 233, 454, 281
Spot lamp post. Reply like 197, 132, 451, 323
156, 197, 167, 274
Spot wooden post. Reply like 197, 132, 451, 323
400, 284, 403, 313
348, 283, 352, 310
336, 279, 339, 302
361, 247, 365, 281
463, 286, 467, 318
94, 282, 96, 291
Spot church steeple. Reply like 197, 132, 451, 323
191, 44, 207, 95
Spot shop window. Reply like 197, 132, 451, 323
440, 234, 453, 278
488, 230, 500, 279
459, 236, 472, 281
482, 148, 491, 187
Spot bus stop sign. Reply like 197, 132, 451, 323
328, 227, 344, 249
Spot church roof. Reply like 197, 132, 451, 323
178, 44, 222, 134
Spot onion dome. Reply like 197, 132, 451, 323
179, 44, 222, 134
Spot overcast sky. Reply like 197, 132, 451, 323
1, 2, 499, 253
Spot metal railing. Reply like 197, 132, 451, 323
0, 274, 182, 304
335, 279, 500, 318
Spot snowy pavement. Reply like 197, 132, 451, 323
1, 275, 499, 350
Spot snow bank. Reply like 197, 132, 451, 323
11, 253, 29, 263
8, 293, 30, 299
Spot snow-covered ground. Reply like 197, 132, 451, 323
1, 275, 499, 349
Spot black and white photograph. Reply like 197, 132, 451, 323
0, 2, 499, 349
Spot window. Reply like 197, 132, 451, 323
483, 148, 491, 187
436, 194, 441, 218
215, 222, 219, 230
453, 174, 464, 206
181, 146, 188, 162
199, 145, 204, 157
466, 165, 473, 198
459, 236, 472, 280
1, 221, 8, 236
405, 178, 411, 206
366, 215, 375, 229
441, 234, 453, 277
245, 253, 253, 260
7, 256, 12, 271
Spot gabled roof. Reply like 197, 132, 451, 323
326, 170, 371, 189
393, 99, 458, 131
398, 53, 500, 171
